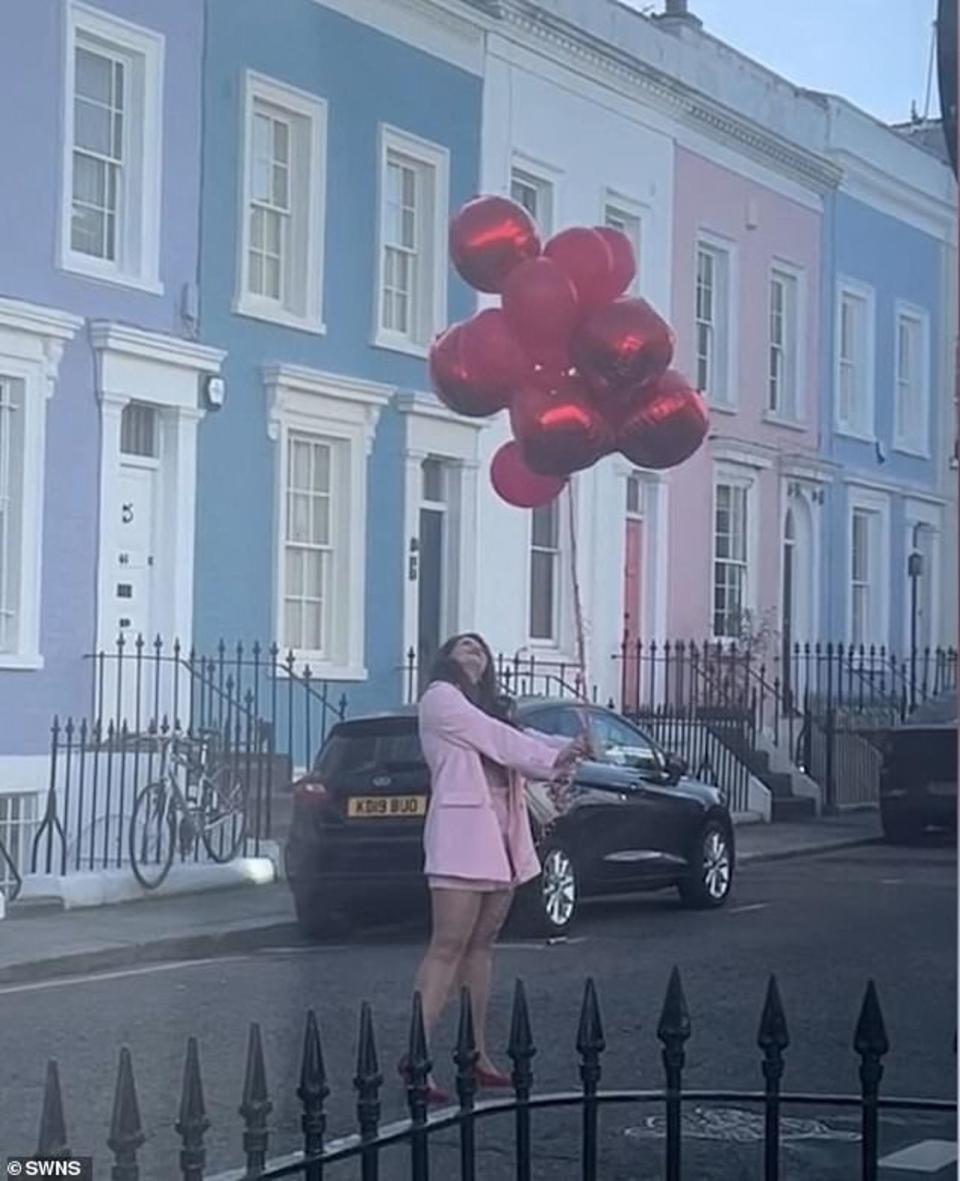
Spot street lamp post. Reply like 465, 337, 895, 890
907, 551, 924, 711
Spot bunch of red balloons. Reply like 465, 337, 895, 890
429, 195, 710, 508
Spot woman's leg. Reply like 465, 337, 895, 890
414, 887, 484, 1052
457, 889, 515, 1071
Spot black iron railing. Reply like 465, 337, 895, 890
87, 636, 349, 772
31, 713, 283, 878
19, 968, 955, 1181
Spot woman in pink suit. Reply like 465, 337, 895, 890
404, 633, 587, 1101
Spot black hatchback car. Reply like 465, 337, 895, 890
285, 698, 735, 937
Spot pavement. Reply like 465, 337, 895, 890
0, 812, 883, 985
0, 836, 954, 1181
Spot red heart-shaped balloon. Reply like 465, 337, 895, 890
544, 227, 615, 311
490, 441, 567, 508
428, 310, 530, 417
503, 257, 580, 364
616, 370, 709, 470
511, 379, 615, 478
449, 196, 541, 293
574, 298, 673, 399
594, 226, 636, 300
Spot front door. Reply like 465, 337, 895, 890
417, 505, 444, 693
622, 474, 644, 710
781, 510, 795, 710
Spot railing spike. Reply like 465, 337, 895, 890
455, 986, 479, 1111
297, 1010, 328, 1171
37, 1060, 69, 1157
354, 1001, 383, 1145
176, 1037, 209, 1181
657, 966, 691, 1043
107, 1048, 144, 1181
239, 1022, 272, 1174
576, 977, 605, 1056
508, 978, 536, 1089
757, 974, 790, 1052
854, 979, 889, 1058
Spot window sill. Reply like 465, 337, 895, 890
762, 412, 807, 433
60, 254, 163, 296
892, 440, 931, 460
834, 426, 876, 444
371, 333, 430, 360
708, 401, 738, 417
0, 653, 44, 671
233, 297, 327, 337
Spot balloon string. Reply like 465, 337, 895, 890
566, 482, 588, 698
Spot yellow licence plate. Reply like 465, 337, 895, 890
348, 795, 427, 819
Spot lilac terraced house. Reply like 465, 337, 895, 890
0, 0, 223, 882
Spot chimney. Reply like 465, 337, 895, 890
655, 0, 703, 30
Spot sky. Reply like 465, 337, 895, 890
627, 0, 940, 125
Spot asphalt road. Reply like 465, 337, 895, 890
0, 840, 955, 1180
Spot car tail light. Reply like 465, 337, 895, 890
293, 777, 330, 805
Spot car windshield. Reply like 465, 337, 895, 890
315, 723, 423, 777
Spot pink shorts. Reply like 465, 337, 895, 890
428, 784, 514, 894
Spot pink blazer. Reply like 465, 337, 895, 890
418, 681, 570, 886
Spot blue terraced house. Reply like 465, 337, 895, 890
817, 97, 958, 658
193, 0, 486, 732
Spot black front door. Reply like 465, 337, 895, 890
417, 507, 444, 694
782, 524, 795, 712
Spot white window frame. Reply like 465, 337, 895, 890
0, 299, 82, 670
695, 233, 736, 410
834, 279, 876, 441
234, 71, 327, 335
765, 262, 805, 425
510, 156, 560, 236
373, 126, 449, 359
265, 364, 390, 680
711, 465, 758, 641
602, 190, 644, 295
893, 301, 931, 457
528, 498, 562, 645
60, 2, 164, 294
845, 484, 891, 648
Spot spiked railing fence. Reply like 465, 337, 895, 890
20, 968, 955, 1181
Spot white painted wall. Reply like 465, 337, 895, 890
475, 40, 675, 703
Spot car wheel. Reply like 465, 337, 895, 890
678, 821, 734, 909
512, 845, 579, 938
292, 887, 349, 941
881, 808, 925, 845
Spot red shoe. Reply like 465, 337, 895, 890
397, 1058, 450, 1106
475, 1066, 512, 1090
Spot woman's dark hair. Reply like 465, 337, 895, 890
426, 633, 515, 723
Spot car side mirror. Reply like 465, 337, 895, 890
663, 753, 688, 784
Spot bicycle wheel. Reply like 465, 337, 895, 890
199, 767, 248, 864
129, 780, 177, 889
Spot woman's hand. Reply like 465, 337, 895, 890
556, 734, 592, 770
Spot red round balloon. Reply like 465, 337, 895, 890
594, 227, 637, 300
449, 196, 541, 294
502, 257, 580, 363
490, 441, 567, 509
511, 380, 615, 478
544, 227, 615, 311
429, 310, 530, 418
573, 298, 674, 398
616, 370, 709, 470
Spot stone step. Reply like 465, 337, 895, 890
771, 794, 817, 822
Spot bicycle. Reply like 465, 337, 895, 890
128, 731, 248, 890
